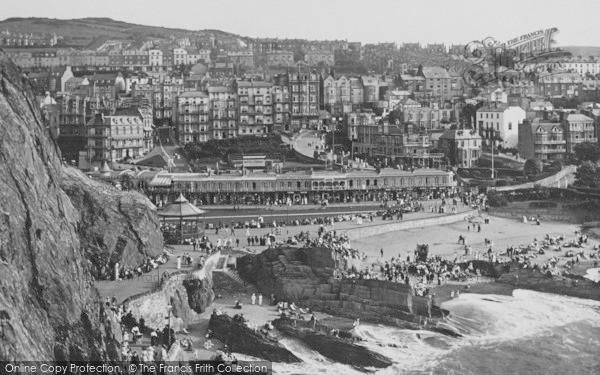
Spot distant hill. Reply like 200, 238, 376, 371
0, 17, 243, 47
562, 46, 600, 57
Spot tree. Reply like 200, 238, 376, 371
524, 158, 543, 177
575, 161, 600, 187
574, 141, 600, 162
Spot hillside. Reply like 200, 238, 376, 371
0, 17, 243, 47
562, 46, 600, 57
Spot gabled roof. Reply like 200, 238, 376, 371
566, 114, 593, 122
421, 67, 450, 79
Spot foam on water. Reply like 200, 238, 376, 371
441, 289, 600, 343
270, 290, 600, 374
584, 267, 600, 282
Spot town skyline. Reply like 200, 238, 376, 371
3, 0, 600, 47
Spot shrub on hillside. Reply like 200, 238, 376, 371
487, 192, 509, 207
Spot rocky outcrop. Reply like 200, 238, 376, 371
126, 253, 219, 331
60, 166, 163, 279
0, 51, 118, 361
273, 318, 392, 369
496, 266, 600, 301
237, 247, 440, 327
208, 314, 300, 363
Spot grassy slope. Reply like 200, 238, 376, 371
0, 17, 242, 43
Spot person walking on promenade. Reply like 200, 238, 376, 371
258, 293, 263, 305
380, 248, 384, 258
251, 293, 256, 305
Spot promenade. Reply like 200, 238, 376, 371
96, 199, 472, 304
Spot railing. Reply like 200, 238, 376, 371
121, 250, 221, 307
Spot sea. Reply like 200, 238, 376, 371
265, 290, 600, 375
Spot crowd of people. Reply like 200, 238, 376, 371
99, 251, 172, 282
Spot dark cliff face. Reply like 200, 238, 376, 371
0, 52, 118, 361
60, 166, 163, 279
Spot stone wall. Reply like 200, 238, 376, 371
491, 166, 576, 192
126, 252, 220, 331
345, 209, 478, 240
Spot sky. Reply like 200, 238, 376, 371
2, 0, 600, 47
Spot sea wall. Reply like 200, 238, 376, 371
125, 252, 220, 331
345, 209, 478, 240
237, 247, 438, 327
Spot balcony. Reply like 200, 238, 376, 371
535, 139, 566, 145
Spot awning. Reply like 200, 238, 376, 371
150, 176, 172, 187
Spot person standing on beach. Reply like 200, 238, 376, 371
380, 248, 384, 258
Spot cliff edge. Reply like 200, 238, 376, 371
0, 50, 150, 361
61, 166, 163, 279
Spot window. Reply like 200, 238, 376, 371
508, 122, 512, 130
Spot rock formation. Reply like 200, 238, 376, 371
126, 255, 218, 332
61, 166, 163, 279
237, 247, 442, 327
0, 51, 120, 361
208, 314, 300, 363
272, 318, 392, 369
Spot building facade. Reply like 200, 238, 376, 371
439, 129, 482, 167
476, 105, 526, 148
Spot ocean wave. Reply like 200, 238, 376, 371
271, 290, 600, 374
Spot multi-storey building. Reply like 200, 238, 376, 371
476, 104, 526, 148
266, 51, 294, 67
536, 72, 582, 98
518, 119, 566, 160
235, 79, 274, 135
402, 106, 455, 130
581, 107, 600, 140
88, 73, 126, 100
399, 74, 426, 93
227, 51, 255, 69
286, 69, 320, 130
208, 84, 237, 140
156, 76, 184, 120
272, 84, 290, 130
148, 49, 163, 66
560, 58, 600, 76
564, 113, 596, 154
85, 109, 147, 165
174, 91, 211, 143
439, 129, 482, 167
349, 117, 440, 166
322, 75, 352, 116
349, 78, 364, 110
361, 76, 380, 103
421, 67, 451, 99
56, 94, 89, 162
305, 51, 334, 66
